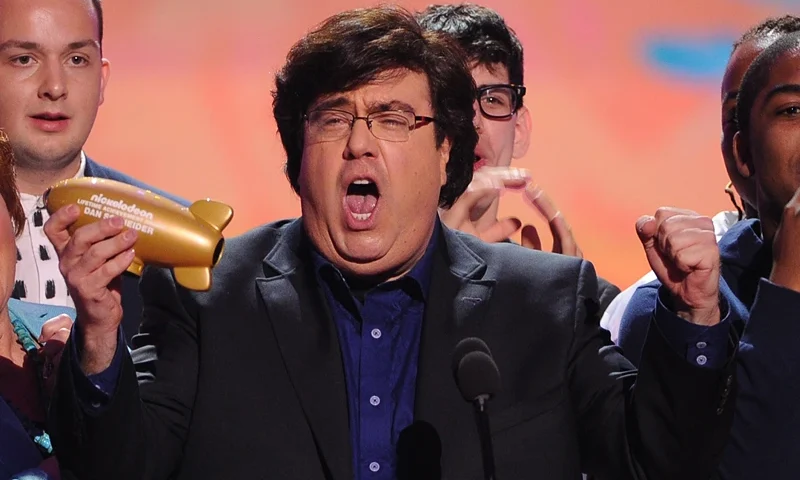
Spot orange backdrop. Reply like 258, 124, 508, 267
86, 0, 790, 288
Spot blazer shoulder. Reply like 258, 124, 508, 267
461, 232, 587, 283
138, 219, 299, 310
202, 219, 298, 277
452, 232, 595, 313
597, 276, 622, 315
84, 157, 188, 205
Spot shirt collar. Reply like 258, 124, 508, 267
75, 151, 87, 178
718, 218, 770, 271
310, 219, 440, 301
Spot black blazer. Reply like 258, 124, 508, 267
84, 157, 188, 343
499, 238, 621, 313
50, 219, 735, 480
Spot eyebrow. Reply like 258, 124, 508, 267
763, 84, 800, 105
0, 38, 99, 53
368, 100, 416, 113
67, 39, 100, 51
0, 40, 40, 52
312, 97, 351, 111
311, 97, 417, 113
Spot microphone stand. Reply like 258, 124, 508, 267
473, 395, 496, 480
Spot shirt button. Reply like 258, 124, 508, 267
369, 395, 380, 406
696, 354, 708, 366
371, 328, 381, 339
369, 462, 380, 472
696, 341, 707, 349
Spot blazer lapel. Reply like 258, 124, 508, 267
256, 220, 352, 480
414, 227, 495, 475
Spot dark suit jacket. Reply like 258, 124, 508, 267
50, 219, 735, 480
596, 277, 621, 315
500, 239, 620, 314
84, 157, 188, 343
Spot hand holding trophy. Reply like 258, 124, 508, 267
43, 178, 233, 374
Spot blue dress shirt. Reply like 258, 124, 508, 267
310, 224, 437, 479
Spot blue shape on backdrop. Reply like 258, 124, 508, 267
644, 36, 736, 82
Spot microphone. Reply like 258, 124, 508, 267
396, 420, 442, 480
452, 337, 501, 480
451, 337, 492, 374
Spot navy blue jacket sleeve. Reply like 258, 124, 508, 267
718, 278, 800, 479
618, 280, 731, 370
617, 283, 659, 367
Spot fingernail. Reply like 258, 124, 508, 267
66, 204, 79, 216
123, 230, 137, 242
527, 184, 542, 199
511, 168, 531, 180
110, 216, 124, 228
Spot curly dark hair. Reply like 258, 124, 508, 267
272, 5, 478, 208
416, 3, 524, 88
733, 15, 800, 53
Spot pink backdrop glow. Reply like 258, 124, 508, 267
87, 0, 789, 287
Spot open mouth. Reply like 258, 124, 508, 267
345, 179, 380, 222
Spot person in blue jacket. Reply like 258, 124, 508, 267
619, 30, 800, 479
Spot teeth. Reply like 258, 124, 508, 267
350, 212, 372, 221
353, 179, 371, 185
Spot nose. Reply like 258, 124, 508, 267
472, 100, 484, 132
38, 62, 68, 101
344, 117, 378, 160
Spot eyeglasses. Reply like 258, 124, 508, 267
476, 84, 526, 119
304, 109, 436, 143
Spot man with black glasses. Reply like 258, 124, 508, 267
419, 4, 620, 311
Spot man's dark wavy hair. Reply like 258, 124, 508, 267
416, 3, 524, 87
272, 5, 478, 208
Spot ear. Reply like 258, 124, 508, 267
438, 137, 451, 187
732, 130, 754, 179
512, 105, 532, 159
98, 58, 111, 106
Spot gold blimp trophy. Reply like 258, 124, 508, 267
45, 178, 234, 291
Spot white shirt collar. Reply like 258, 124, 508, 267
75, 150, 87, 178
